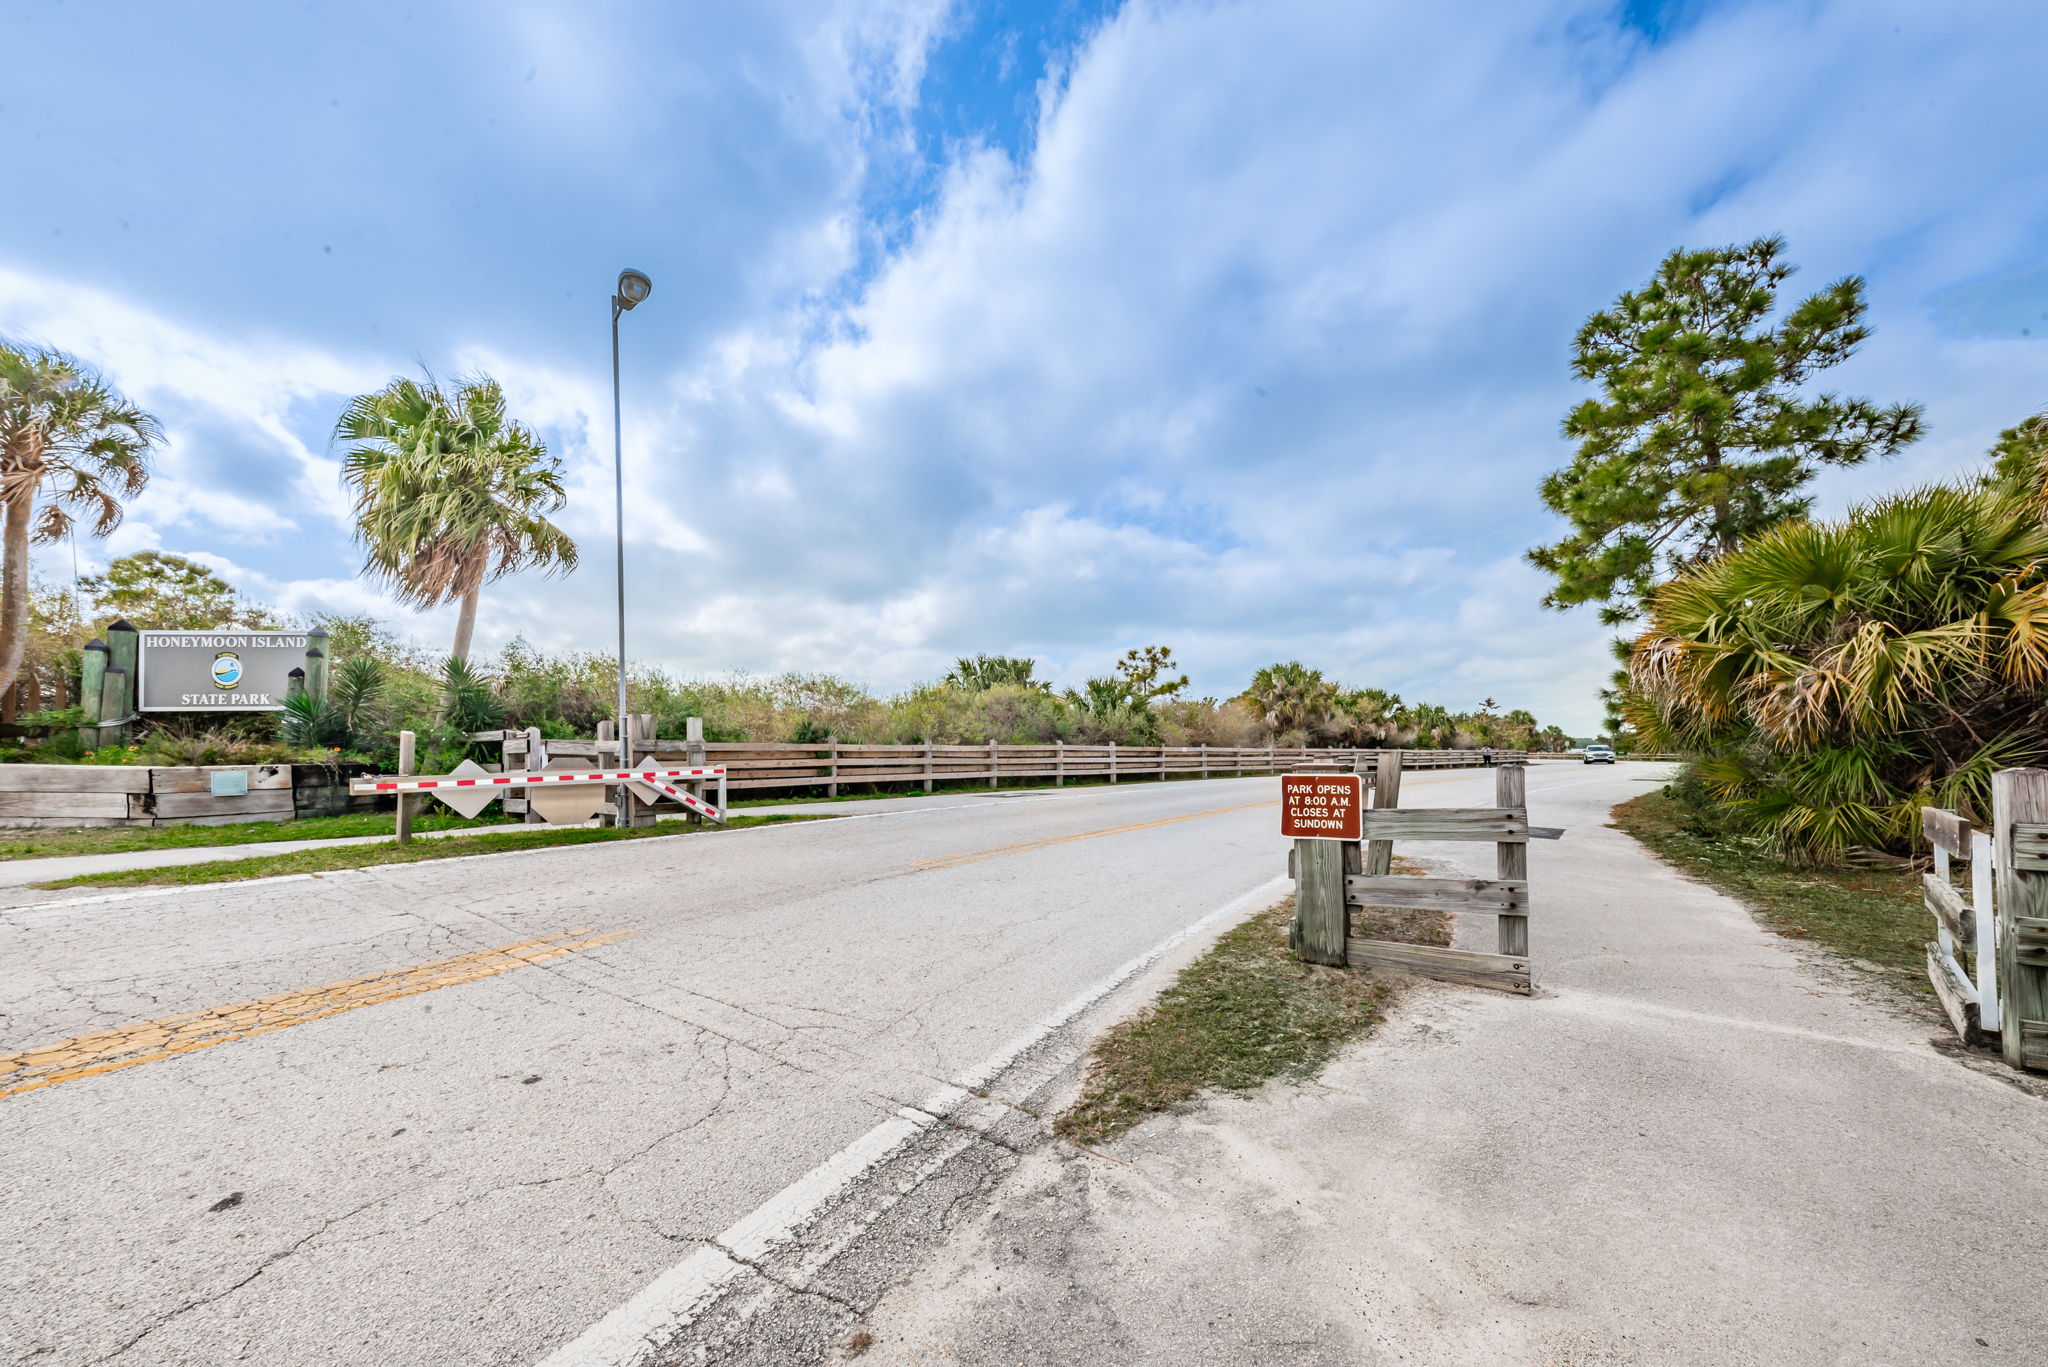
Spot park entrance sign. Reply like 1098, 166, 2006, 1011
1280, 773, 1364, 841
139, 630, 320, 711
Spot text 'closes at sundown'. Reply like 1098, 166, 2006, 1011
1280, 773, 1364, 841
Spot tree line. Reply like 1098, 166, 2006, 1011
4, 557, 1571, 772
0, 342, 1567, 767
1528, 233, 2046, 861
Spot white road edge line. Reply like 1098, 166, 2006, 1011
531, 871, 1292, 1367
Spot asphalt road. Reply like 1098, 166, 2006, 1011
5, 766, 1535, 1367
13, 762, 1839, 1367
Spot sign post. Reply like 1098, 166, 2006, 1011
1283, 773, 1365, 966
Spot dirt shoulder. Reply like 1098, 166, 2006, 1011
845, 772, 2048, 1367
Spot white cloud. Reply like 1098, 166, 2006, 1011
6, 0, 2046, 731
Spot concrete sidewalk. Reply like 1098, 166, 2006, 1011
856, 770, 2048, 1366
0, 820, 523, 888
0, 786, 1107, 889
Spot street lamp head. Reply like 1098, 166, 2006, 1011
615, 268, 653, 310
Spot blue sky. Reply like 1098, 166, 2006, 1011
3, 0, 2044, 730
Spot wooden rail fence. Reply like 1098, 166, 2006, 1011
472, 729, 1530, 801
1924, 769, 2048, 1071
1289, 753, 1552, 994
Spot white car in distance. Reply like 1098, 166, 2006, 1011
1582, 744, 1616, 764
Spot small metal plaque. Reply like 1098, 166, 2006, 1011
210, 770, 249, 797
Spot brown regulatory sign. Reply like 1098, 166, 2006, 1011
1280, 773, 1364, 841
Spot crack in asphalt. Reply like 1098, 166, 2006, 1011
90, 1194, 387, 1365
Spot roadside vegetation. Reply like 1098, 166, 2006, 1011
1525, 235, 2048, 869
33, 813, 824, 889
1057, 863, 1444, 1146
4, 570, 1573, 776
1612, 788, 1927, 986
4, 339, 1569, 802
1624, 475, 2048, 861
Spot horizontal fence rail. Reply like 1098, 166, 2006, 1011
471, 735, 1534, 797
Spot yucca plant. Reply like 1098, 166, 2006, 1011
280, 693, 351, 750
1630, 480, 2048, 859
331, 657, 386, 742
439, 655, 503, 736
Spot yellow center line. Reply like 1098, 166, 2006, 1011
909, 799, 1277, 872
904, 771, 1488, 874
1, 928, 632, 1102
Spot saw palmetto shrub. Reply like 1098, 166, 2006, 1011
1628, 481, 2048, 861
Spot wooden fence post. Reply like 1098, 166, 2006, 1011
1993, 768, 2048, 1070
827, 736, 839, 798
990, 738, 999, 789
1293, 838, 1349, 965
625, 715, 657, 827
1054, 740, 1064, 787
303, 645, 327, 702
686, 717, 707, 826
396, 730, 416, 845
98, 618, 138, 745
595, 720, 616, 825
77, 638, 108, 751
1365, 749, 1404, 877
305, 627, 330, 698
1496, 763, 1529, 958
99, 668, 129, 743
1109, 741, 1118, 784
923, 739, 935, 793
1200, 743, 1209, 780
523, 726, 546, 824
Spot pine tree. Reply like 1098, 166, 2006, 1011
1528, 236, 1923, 623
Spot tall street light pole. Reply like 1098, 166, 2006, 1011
611, 267, 652, 825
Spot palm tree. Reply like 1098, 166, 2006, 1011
336, 375, 577, 662
1630, 480, 2048, 857
945, 655, 1043, 691
1241, 661, 1340, 741
0, 342, 161, 696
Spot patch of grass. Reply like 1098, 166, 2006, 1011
1055, 896, 1393, 1146
1612, 790, 1927, 982
34, 814, 828, 889
0, 809, 519, 862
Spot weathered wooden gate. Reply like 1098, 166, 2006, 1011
1290, 752, 1551, 995
1924, 768, 2048, 1070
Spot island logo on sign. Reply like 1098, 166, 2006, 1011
211, 652, 243, 689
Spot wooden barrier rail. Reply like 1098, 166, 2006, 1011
1921, 775, 2048, 1071
471, 733, 1533, 797
1287, 752, 1553, 994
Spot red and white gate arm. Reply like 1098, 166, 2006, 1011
626, 771, 725, 821
348, 766, 728, 821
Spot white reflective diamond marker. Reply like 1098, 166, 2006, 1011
528, 758, 612, 826
430, 758, 500, 820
